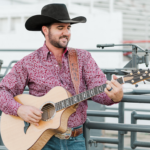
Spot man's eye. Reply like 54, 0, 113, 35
58, 27, 63, 30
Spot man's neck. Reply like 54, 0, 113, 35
46, 41, 64, 57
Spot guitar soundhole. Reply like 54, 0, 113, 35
41, 103, 55, 121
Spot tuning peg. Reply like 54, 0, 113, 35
143, 81, 146, 84
135, 84, 138, 88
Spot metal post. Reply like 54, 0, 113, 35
132, 45, 138, 69
0, 110, 3, 146
131, 111, 137, 149
118, 102, 125, 150
106, 73, 112, 81
84, 119, 91, 150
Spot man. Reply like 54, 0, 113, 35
0, 3, 123, 150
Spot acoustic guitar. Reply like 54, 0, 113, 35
1, 69, 149, 150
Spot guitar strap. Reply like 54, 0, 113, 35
68, 48, 80, 95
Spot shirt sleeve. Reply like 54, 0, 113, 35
0, 59, 28, 116
83, 51, 115, 105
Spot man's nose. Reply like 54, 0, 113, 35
63, 28, 70, 36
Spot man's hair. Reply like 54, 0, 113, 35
41, 24, 52, 37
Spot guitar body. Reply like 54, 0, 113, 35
1, 86, 77, 150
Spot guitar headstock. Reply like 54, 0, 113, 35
124, 69, 150, 84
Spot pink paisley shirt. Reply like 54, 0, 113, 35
0, 43, 115, 128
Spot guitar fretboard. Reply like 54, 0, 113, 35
55, 77, 123, 111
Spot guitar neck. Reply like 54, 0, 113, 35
55, 77, 124, 112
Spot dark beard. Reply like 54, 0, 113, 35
48, 30, 69, 48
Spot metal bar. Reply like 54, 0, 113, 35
0, 60, 18, 77
131, 111, 137, 149
85, 119, 150, 133
122, 95, 150, 103
134, 141, 150, 147
134, 114, 150, 120
83, 123, 90, 150
118, 103, 125, 150
0, 49, 150, 52
90, 136, 118, 144
87, 110, 119, 117
105, 107, 150, 112
105, 145, 149, 150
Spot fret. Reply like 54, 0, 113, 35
68, 97, 71, 106
64, 100, 67, 108
65, 99, 69, 107
78, 93, 82, 102
55, 103, 58, 111
61, 100, 65, 108
94, 87, 98, 95
58, 102, 61, 110
77, 95, 80, 102
73, 96, 77, 104
96, 86, 99, 95
102, 84, 106, 89
87, 90, 91, 98
71, 97, 74, 105
82, 92, 87, 100
98, 85, 103, 93
90, 89, 95, 97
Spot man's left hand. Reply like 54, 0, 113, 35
104, 75, 123, 103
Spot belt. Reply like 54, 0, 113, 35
71, 127, 83, 137
55, 127, 83, 139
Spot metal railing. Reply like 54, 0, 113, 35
0, 45, 150, 150
85, 95, 150, 150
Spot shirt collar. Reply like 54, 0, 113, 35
42, 42, 68, 60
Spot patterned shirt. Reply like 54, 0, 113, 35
0, 43, 115, 128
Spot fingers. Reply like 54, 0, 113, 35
112, 75, 118, 80
29, 113, 42, 121
105, 77, 123, 103
17, 105, 43, 126
106, 79, 121, 89
32, 107, 43, 117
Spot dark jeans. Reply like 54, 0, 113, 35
42, 126, 86, 150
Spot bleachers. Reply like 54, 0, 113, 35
71, 0, 150, 49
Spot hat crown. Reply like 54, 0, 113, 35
41, 4, 70, 20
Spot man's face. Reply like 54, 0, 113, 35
47, 23, 71, 48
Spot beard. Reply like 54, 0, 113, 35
48, 30, 70, 48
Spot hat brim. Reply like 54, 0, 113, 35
25, 15, 86, 31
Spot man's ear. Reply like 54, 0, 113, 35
42, 26, 49, 36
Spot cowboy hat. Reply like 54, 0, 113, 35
25, 3, 86, 31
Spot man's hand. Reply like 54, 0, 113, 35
104, 75, 123, 102
17, 105, 43, 126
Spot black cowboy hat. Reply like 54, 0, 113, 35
25, 3, 86, 31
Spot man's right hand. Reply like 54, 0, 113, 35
17, 105, 43, 126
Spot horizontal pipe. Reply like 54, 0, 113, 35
0, 49, 149, 52
87, 110, 119, 117
122, 95, 150, 103
85, 120, 150, 133
105, 145, 148, 150
134, 141, 150, 147
105, 107, 150, 112
90, 136, 118, 144
134, 114, 150, 120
